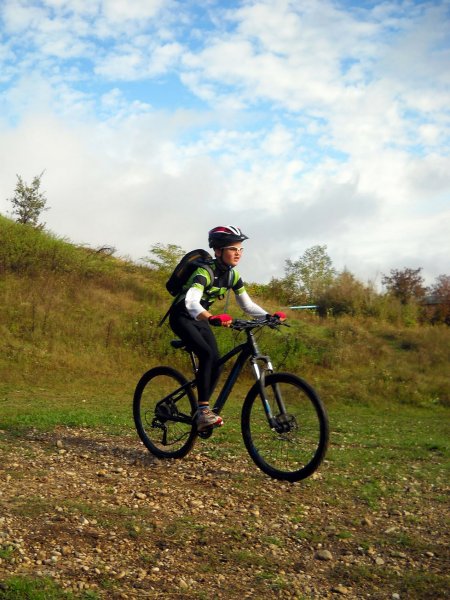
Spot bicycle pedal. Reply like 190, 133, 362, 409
197, 427, 214, 439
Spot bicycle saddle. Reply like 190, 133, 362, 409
170, 339, 188, 350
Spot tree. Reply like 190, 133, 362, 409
9, 172, 48, 228
263, 274, 307, 306
285, 245, 336, 302
427, 274, 450, 325
146, 243, 185, 274
317, 269, 371, 316
382, 267, 426, 305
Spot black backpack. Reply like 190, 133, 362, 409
158, 249, 215, 326
165, 249, 214, 297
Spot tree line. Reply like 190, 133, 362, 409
5, 172, 449, 326
147, 243, 450, 326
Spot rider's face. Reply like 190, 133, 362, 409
217, 244, 244, 267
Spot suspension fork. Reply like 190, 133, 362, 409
250, 357, 281, 428
248, 333, 287, 429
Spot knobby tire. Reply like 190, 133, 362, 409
133, 366, 197, 459
241, 372, 329, 482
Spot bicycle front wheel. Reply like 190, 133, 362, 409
133, 366, 197, 459
241, 372, 329, 482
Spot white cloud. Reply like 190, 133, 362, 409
0, 0, 449, 288
101, 0, 167, 22
181, 1, 380, 112
95, 40, 183, 80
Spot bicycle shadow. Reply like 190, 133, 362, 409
26, 429, 161, 469
25, 428, 255, 481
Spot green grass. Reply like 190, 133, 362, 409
0, 575, 99, 599
1, 216, 449, 599
324, 403, 449, 499
330, 564, 449, 600
0, 546, 16, 562
1, 215, 449, 418
1, 395, 447, 599
3, 395, 165, 437
1, 382, 448, 481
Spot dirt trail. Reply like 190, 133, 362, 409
0, 428, 448, 599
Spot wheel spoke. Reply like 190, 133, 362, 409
242, 373, 328, 481
133, 367, 197, 459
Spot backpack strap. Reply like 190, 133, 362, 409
158, 293, 180, 327
203, 263, 215, 288
158, 263, 215, 327
223, 268, 235, 313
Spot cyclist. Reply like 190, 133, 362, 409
169, 225, 285, 432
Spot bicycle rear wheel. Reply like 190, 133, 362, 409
133, 366, 197, 459
241, 372, 329, 482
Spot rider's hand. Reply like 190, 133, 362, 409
209, 314, 233, 327
272, 311, 287, 322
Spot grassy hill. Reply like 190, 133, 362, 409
0, 215, 449, 599
0, 213, 449, 432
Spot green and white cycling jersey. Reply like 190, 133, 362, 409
173, 259, 266, 320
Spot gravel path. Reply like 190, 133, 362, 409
0, 428, 448, 599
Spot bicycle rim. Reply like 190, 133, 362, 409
133, 366, 197, 459
242, 373, 329, 482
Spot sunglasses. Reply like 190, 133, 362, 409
222, 246, 244, 253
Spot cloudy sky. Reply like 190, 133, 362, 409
0, 0, 449, 286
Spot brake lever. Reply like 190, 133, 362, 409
269, 319, 290, 329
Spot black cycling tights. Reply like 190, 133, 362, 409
169, 312, 222, 406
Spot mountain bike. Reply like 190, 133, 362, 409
133, 316, 329, 482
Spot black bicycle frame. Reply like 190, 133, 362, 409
211, 328, 278, 417
158, 327, 282, 426
212, 341, 252, 413
155, 341, 248, 424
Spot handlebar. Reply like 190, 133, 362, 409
231, 316, 289, 332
